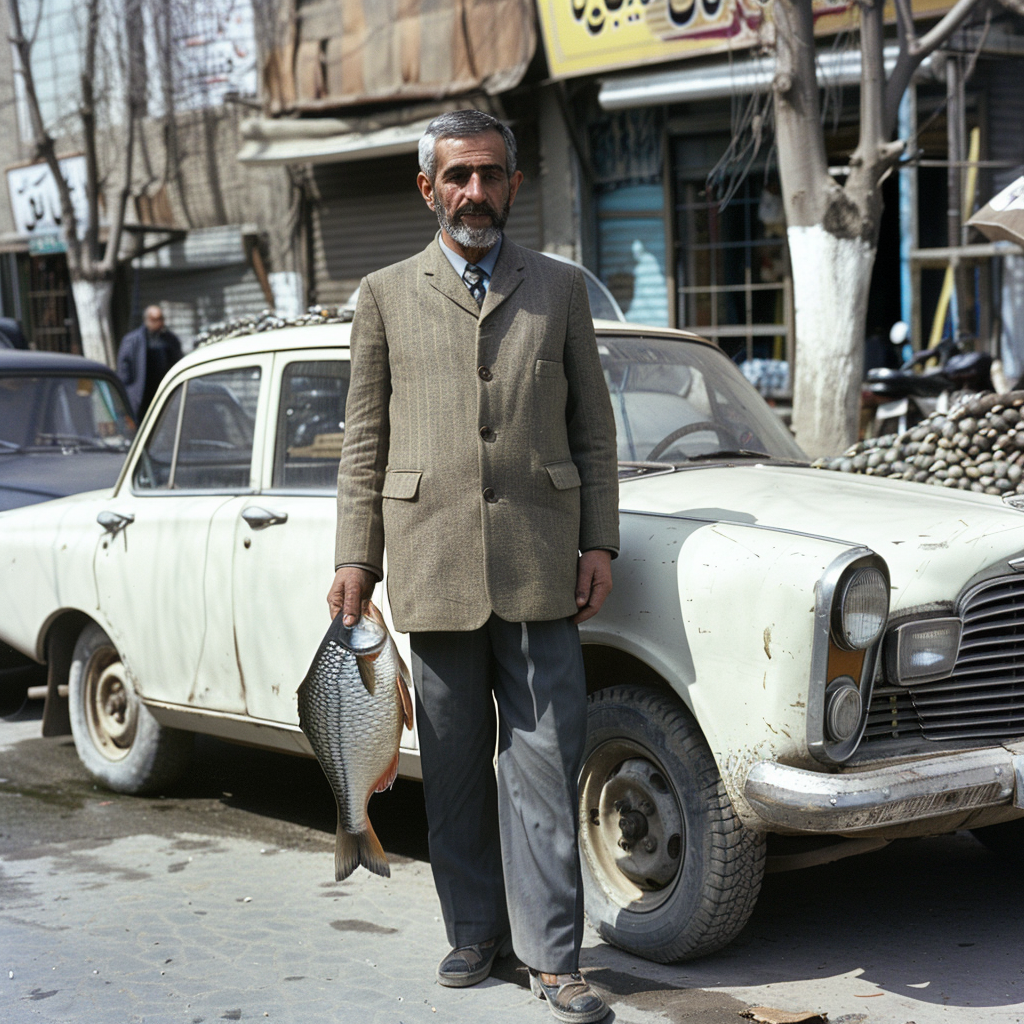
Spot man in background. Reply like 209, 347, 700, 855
116, 305, 183, 420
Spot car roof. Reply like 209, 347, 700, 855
0, 348, 122, 377
177, 318, 715, 374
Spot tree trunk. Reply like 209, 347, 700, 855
788, 225, 876, 456
70, 278, 116, 366
773, 0, 888, 457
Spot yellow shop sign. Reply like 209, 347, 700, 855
537, 0, 956, 79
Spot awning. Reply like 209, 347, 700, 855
238, 117, 433, 167
598, 45, 937, 110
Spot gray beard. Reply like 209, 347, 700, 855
436, 198, 508, 251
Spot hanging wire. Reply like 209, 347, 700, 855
705, 48, 777, 209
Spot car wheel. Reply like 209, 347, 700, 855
68, 623, 192, 794
579, 685, 766, 962
971, 819, 1024, 864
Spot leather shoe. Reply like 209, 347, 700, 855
529, 970, 609, 1022
436, 936, 512, 988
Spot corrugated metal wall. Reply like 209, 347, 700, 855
132, 226, 268, 350
310, 129, 543, 306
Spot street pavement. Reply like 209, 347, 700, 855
1, 698, 1022, 1024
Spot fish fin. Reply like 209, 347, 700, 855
359, 819, 391, 878
396, 666, 414, 731
334, 813, 390, 880
373, 750, 400, 794
356, 655, 376, 695
334, 812, 361, 881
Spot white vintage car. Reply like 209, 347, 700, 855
3, 317, 1024, 965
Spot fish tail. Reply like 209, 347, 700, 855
334, 813, 391, 881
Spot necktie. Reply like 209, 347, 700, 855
462, 264, 486, 308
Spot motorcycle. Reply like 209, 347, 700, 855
863, 338, 994, 438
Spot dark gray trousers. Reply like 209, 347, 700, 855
410, 614, 587, 974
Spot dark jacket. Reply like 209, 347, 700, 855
116, 324, 183, 417
0, 318, 28, 350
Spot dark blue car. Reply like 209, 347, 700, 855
0, 349, 136, 512
0, 350, 137, 699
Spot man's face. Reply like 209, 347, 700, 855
417, 131, 523, 254
144, 308, 165, 333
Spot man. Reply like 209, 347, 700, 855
327, 110, 618, 1023
116, 305, 183, 420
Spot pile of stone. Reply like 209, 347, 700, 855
812, 392, 1024, 497
193, 305, 354, 347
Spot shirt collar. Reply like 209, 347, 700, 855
438, 232, 503, 281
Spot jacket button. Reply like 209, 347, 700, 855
478, 366, 493, 381
479, 426, 494, 441
482, 487, 497, 503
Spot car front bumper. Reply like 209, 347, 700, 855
744, 745, 1024, 832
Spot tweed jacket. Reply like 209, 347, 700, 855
335, 236, 619, 632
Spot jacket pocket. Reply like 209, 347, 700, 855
382, 470, 422, 500
535, 358, 564, 379
545, 460, 581, 490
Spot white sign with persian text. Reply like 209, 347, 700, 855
7, 155, 90, 239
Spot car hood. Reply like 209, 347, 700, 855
0, 451, 125, 511
621, 463, 1024, 607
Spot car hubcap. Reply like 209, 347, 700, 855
580, 739, 684, 911
83, 647, 138, 761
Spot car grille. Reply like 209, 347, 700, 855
864, 575, 1024, 745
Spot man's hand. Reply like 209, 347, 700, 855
327, 567, 377, 625
573, 549, 613, 624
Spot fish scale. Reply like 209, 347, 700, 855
299, 638, 401, 833
297, 603, 413, 881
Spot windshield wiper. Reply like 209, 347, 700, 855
35, 433, 112, 451
618, 460, 676, 472
679, 449, 774, 462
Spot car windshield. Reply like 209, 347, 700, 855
599, 335, 806, 469
0, 375, 136, 452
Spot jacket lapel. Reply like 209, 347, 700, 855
480, 238, 525, 323
421, 239, 480, 318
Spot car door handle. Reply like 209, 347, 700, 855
97, 510, 135, 535
241, 506, 289, 530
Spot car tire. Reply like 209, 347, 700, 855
579, 684, 766, 963
68, 623, 192, 794
970, 819, 1024, 864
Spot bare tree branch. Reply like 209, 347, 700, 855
884, 0, 980, 133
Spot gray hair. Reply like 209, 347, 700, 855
418, 110, 517, 183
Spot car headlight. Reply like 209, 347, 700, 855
886, 617, 962, 685
825, 677, 863, 742
832, 566, 889, 650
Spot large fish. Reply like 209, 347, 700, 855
297, 601, 413, 881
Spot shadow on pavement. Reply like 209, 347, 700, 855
654, 830, 1022, 1012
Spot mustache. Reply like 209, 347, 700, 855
453, 202, 499, 223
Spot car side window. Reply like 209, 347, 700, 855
133, 367, 261, 492
272, 360, 349, 490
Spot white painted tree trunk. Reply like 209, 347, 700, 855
70, 277, 116, 367
788, 225, 876, 458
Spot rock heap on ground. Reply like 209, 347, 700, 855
812, 392, 1024, 497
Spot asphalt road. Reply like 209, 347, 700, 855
1, 692, 1022, 1024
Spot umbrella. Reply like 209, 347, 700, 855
967, 174, 1024, 247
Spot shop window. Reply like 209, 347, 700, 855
674, 165, 791, 373
27, 255, 77, 354
597, 184, 670, 327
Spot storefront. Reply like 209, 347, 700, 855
535, 0, 1021, 397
